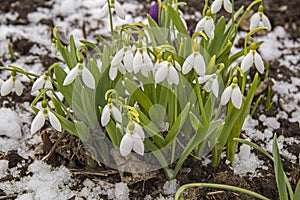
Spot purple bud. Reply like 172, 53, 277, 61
149, 2, 159, 23
189, 27, 194, 38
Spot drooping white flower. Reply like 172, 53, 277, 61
221, 77, 243, 109
250, 5, 271, 31
31, 102, 62, 134
1, 73, 24, 96
109, 46, 134, 80
120, 121, 145, 156
99, 0, 126, 20
182, 51, 206, 76
96, 58, 103, 73
196, 74, 219, 97
154, 56, 180, 85
241, 43, 264, 74
63, 63, 95, 89
101, 101, 122, 126
195, 13, 215, 39
32, 73, 53, 92
132, 48, 153, 77
211, 0, 232, 14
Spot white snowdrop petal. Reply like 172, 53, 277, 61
250, 13, 260, 30
211, 0, 222, 14
231, 86, 243, 109
0, 79, 3, 86
109, 66, 118, 81
31, 111, 45, 134
120, 133, 133, 157
117, 63, 126, 74
168, 66, 179, 85
221, 85, 232, 105
155, 65, 168, 83
111, 48, 124, 67
241, 52, 254, 72
212, 77, 219, 97
14, 79, 23, 96
1, 78, 14, 96
182, 54, 194, 74
32, 76, 45, 91
203, 81, 212, 92
198, 75, 212, 84
262, 14, 272, 31
99, 3, 109, 19
223, 0, 233, 13
195, 18, 206, 32
133, 51, 143, 74
123, 50, 133, 72
82, 68, 95, 89
174, 61, 181, 71
44, 79, 53, 89
114, 1, 126, 19
205, 18, 215, 39
132, 135, 144, 156
134, 123, 145, 140
194, 53, 206, 76
48, 111, 62, 132
112, 105, 122, 123
254, 51, 264, 73
63, 65, 79, 86
101, 105, 110, 126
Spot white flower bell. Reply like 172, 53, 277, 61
99, 0, 126, 20
110, 46, 134, 80
154, 56, 180, 85
63, 62, 95, 89
211, 0, 232, 14
1, 71, 24, 96
195, 10, 215, 39
120, 121, 145, 156
32, 73, 53, 92
132, 48, 153, 77
221, 77, 243, 109
182, 43, 206, 76
250, 5, 271, 31
31, 101, 62, 134
196, 74, 219, 97
241, 42, 264, 74
101, 99, 122, 126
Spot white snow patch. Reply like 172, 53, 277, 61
0, 108, 22, 139
0, 160, 9, 178
232, 144, 264, 175
163, 179, 178, 195
114, 182, 129, 200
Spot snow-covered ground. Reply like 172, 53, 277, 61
0, 0, 299, 199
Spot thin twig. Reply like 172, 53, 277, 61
42, 130, 67, 161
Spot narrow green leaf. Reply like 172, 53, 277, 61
69, 34, 77, 68
165, 103, 190, 144
54, 113, 78, 136
294, 179, 300, 199
75, 121, 91, 142
273, 134, 289, 200
208, 17, 226, 56
168, 5, 188, 36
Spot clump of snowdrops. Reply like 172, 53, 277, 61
0, 0, 273, 179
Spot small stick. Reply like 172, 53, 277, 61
42, 130, 67, 161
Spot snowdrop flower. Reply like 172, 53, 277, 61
211, 0, 232, 14
31, 101, 62, 134
1, 71, 23, 96
101, 99, 122, 126
109, 46, 134, 80
155, 56, 180, 85
221, 77, 243, 109
182, 45, 206, 76
120, 121, 145, 156
133, 48, 153, 77
250, 5, 271, 31
196, 74, 219, 97
32, 73, 53, 93
99, 0, 126, 20
63, 62, 95, 89
195, 10, 215, 39
241, 42, 264, 74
